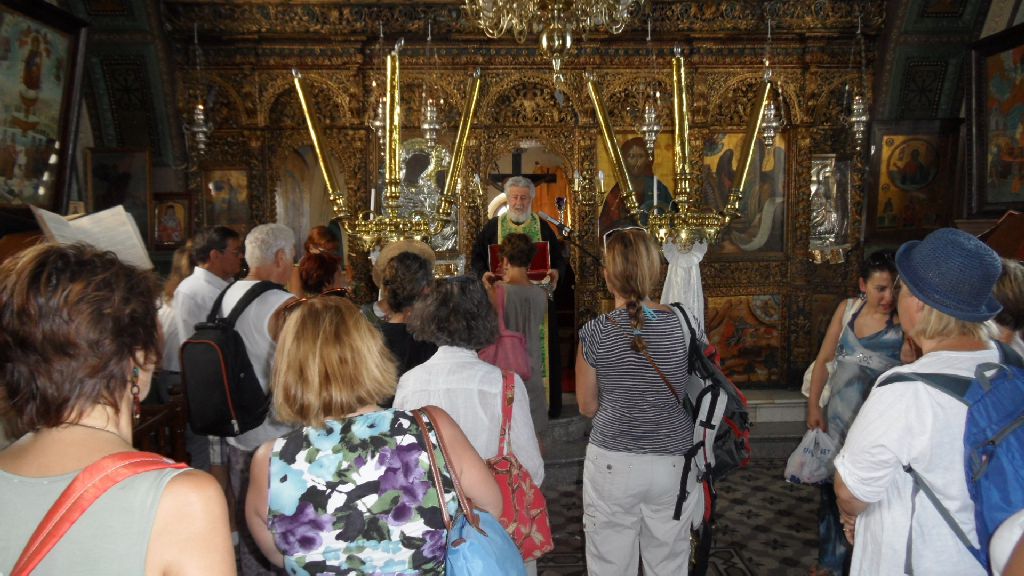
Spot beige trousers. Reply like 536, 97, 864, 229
582, 443, 704, 576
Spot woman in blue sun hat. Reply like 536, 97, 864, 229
833, 227, 1004, 576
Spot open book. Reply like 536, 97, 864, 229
30, 205, 154, 270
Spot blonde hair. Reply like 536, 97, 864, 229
272, 297, 397, 426
912, 304, 998, 342
603, 228, 663, 353
994, 258, 1024, 332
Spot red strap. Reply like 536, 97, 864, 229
10, 451, 187, 576
496, 370, 515, 457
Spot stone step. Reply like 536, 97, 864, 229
745, 388, 807, 423
537, 390, 809, 485
750, 420, 806, 460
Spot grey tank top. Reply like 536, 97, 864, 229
0, 466, 186, 574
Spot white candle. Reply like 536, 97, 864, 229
652, 173, 657, 209
370, 187, 376, 213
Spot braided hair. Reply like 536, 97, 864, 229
604, 229, 663, 354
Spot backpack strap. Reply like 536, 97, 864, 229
876, 370, 982, 571
902, 464, 981, 574
205, 280, 285, 325
496, 370, 515, 457
995, 340, 1024, 368
225, 281, 285, 327
10, 452, 187, 576
875, 372, 971, 405
205, 282, 235, 324
669, 302, 703, 363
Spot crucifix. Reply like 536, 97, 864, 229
487, 148, 558, 188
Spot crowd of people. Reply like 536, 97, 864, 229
0, 174, 1022, 576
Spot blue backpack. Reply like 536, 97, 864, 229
876, 343, 1024, 572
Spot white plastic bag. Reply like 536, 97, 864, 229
784, 429, 837, 485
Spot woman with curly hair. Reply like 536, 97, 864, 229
378, 250, 438, 377
576, 228, 699, 576
0, 243, 234, 574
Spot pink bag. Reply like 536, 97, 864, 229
478, 283, 532, 380
487, 370, 554, 561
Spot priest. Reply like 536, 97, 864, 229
472, 175, 569, 418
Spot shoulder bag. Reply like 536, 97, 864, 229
10, 451, 187, 576
414, 407, 526, 576
478, 283, 532, 380
486, 370, 553, 561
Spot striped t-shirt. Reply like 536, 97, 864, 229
580, 307, 693, 455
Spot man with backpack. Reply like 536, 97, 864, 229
834, 228, 1012, 576
213, 223, 297, 575
173, 226, 243, 473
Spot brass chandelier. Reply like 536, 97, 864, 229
464, 0, 646, 73
294, 46, 482, 248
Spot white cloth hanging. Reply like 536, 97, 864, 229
660, 239, 707, 341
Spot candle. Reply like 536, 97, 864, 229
652, 173, 658, 209
370, 187, 376, 213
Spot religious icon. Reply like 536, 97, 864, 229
153, 195, 189, 249
203, 169, 251, 232
596, 134, 673, 236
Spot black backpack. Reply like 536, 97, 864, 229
180, 281, 284, 437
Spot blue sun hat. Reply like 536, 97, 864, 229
895, 227, 1003, 322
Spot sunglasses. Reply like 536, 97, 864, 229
602, 225, 648, 251
282, 287, 350, 316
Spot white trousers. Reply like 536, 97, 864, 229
582, 444, 704, 576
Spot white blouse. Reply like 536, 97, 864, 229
394, 346, 545, 485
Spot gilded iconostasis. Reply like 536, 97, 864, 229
49, 0, 1016, 388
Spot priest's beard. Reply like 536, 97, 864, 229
507, 207, 530, 224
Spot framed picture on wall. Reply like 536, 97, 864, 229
202, 168, 251, 234
967, 22, 1024, 217
700, 131, 787, 255
152, 193, 190, 250
864, 119, 961, 243
86, 148, 152, 246
0, 0, 87, 214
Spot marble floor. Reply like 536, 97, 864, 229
537, 458, 820, 576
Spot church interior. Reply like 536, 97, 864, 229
4, 0, 1021, 391
1, 0, 1023, 574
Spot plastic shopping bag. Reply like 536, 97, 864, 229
784, 429, 836, 485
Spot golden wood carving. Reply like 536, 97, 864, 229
168, 0, 884, 386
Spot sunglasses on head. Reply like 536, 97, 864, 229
282, 287, 350, 316
602, 226, 648, 251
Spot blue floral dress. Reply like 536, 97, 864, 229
267, 409, 457, 576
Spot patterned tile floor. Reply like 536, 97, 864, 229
538, 459, 819, 576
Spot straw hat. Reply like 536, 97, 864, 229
372, 240, 436, 286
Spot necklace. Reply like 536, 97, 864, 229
59, 422, 127, 443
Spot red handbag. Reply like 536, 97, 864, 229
11, 451, 187, 576
478, 283, 532, 380
486, 370, 554, 561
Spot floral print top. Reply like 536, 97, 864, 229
268, 409, 457, 576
